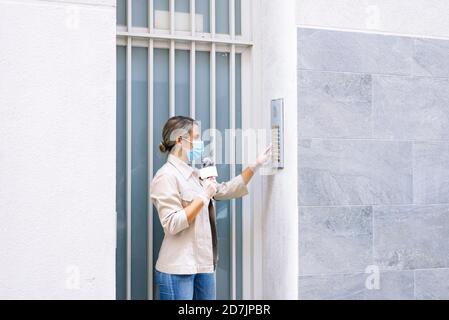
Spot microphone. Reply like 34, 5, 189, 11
199, 157, 218, 180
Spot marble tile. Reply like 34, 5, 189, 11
415, 268, 449, 299
373, 76, 449, 140
298, 139, 413, 206
413, 38, 449, 77
299, 206, 373, 275
298, 28, 413, 75
298, 70, 372, 138
298, 271, 414, 300
414, 142, 449, 204
296, 28, 449, 300
373, 205, 449, 270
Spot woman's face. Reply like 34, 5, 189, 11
191, 124, 201, 143
178, 123, 201, 154
182, 124, 200, 148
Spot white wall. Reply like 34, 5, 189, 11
251, 0, 299, 300
0, 0, 116, 299
297, 0, 449, 39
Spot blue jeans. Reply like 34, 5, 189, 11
155, 270, 216, 300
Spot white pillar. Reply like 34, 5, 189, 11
251, 0, 299, 300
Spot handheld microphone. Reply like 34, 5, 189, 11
199, 157, 218, 180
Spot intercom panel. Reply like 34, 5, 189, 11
271, 98, 284, 169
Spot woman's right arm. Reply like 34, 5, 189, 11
183, 198, 204, 225
184, 181, 218, 224
150, 174, 216, 234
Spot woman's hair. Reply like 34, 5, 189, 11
159, 116, 197, 153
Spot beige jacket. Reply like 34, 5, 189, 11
150, 153, 249, 274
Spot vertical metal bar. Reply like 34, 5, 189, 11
240, 0, 252, 300
147, 39, 154, 300
127, 0, 132, 31
170, 0, 175, 34
190, 0, 196, 119
240, 49, 252, 300
190, 0, 196, 36
190, 42, 196, 119
126, 36, 132, 301
229, 44, 236, 300
210, 43, 216, 163
147, 0, 154, 302
230, 0, 235, 38
229, 0, 237, 300
169, 40, 175, 117
149, 0, 154, 33
210, 0, 215, 37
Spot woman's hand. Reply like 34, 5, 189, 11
184, 180, 218, 225
250, 144, 272, 173
240, 144, 273, 184
197, 178, 218, 206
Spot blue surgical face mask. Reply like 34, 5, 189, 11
183, 138, 204, 162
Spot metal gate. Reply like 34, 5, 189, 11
115, 0, 252, 300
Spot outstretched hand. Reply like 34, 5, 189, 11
249, 144, 272, 173
256, 144, 272, 166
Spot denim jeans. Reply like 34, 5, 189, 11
155, 270, 216, 300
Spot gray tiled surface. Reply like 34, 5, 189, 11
298, 271, 414, 300
373, 205, 449, 270
413, 38, 449, 77
298, 139, 413, 206
298, 28, 414, 75
298, 71, 372, 138
299, 206, 373, 275
372, 76, 449, 140
415, 269, 449, 299
413, 142, 449, 204
298, 27, 449, 300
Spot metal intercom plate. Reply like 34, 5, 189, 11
271, 98, 284, 169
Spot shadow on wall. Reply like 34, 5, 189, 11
297, 27, 449, 300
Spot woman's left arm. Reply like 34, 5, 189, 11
240, 166, 256, 184
213, 144, 272, 201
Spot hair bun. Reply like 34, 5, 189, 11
159, 142, 167, 153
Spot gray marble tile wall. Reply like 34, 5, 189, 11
297, 27, 449, 300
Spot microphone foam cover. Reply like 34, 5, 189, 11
199, 166, 218, 180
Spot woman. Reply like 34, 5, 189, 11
150, 116, 271, 300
